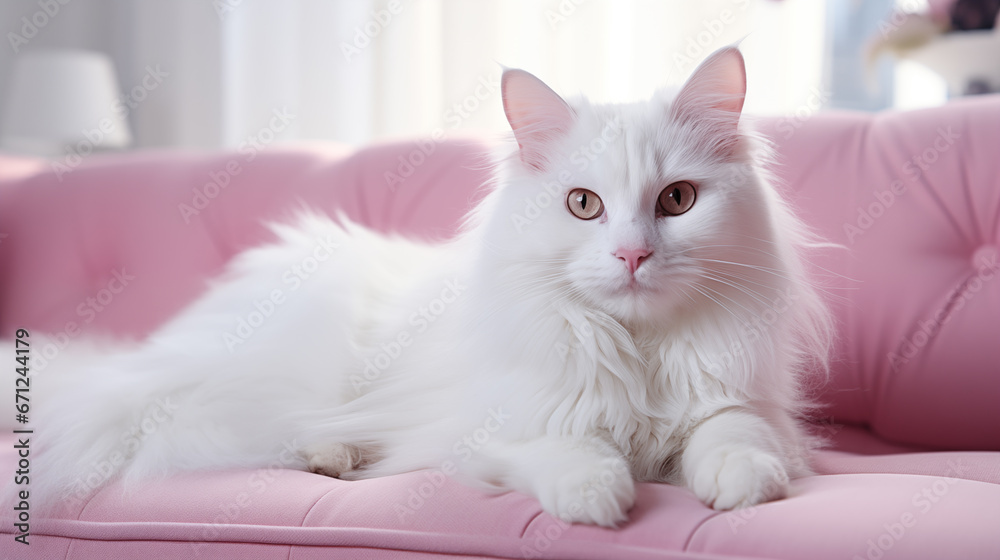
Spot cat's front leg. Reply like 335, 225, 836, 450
681, 408, 791, 510
484, 434, 635, 527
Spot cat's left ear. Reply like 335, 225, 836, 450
502, 68, 575, 170
670, 47, 746, 152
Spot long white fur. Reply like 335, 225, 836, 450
18, 48, 832, 526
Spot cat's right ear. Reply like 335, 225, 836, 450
670, 47, 746, 157
502, 69, 575, 171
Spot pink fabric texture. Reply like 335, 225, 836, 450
2, 97, 1000, 558
756, 95, 1000, 450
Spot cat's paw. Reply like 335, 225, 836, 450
689, 446, 789, 510
304, 442, 363, 478
535, 456, 635, 527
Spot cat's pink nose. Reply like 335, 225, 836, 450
614, 247, 652, 275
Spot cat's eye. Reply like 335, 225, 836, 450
566, 188, 604, 220
657, 181, 697, 216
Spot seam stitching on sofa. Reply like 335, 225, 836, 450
682, 511, 724, 552
75, 484, 109, 521
298, 486, 343, 527
957, 154, 983, 242
518, 510, 544, 538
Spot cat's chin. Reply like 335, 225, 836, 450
597, 286, 671, 325
592, 274, 700, 326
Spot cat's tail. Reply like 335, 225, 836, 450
0, 333, 123, 428
1, 334, 151, 511
16, 331, 328, 512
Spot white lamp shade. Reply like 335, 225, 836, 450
1, 49, 132, 155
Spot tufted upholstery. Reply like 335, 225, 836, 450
2, 98, 999, 559
757, 96, 1000, 451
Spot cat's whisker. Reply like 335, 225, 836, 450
688, 257, 790, 275
690, 234, 860, 283
699, 269, 783, 296
676, 244, 784, 260
696, 273, 773, 309
686, 284, 744, 325
697, 263, 851, 304
686, 258, 797, 284
691, 282, 761, 320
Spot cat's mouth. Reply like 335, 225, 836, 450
618, 274, 650, 295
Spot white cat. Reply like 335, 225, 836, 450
23, 47, 832, 527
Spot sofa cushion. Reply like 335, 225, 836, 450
2, 431, 998, 559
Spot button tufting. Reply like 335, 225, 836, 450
971, 245, 999, 272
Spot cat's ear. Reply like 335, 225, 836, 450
670, 47, 746, 154
502, 68, 575, 170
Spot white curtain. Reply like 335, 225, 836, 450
112, 0, 828, 149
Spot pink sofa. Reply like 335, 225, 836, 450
2, 96, 999, 559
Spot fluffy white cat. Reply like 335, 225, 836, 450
22, 47, 832, 526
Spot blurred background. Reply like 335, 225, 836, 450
0, 0, 997, 155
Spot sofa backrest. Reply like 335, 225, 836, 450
758, 96, 1000, 450
2, 97, 998, 450
0, 140, 487, 339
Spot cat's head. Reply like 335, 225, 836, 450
482, 47, 792, 328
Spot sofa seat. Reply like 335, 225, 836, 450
3, 426, 998, 559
